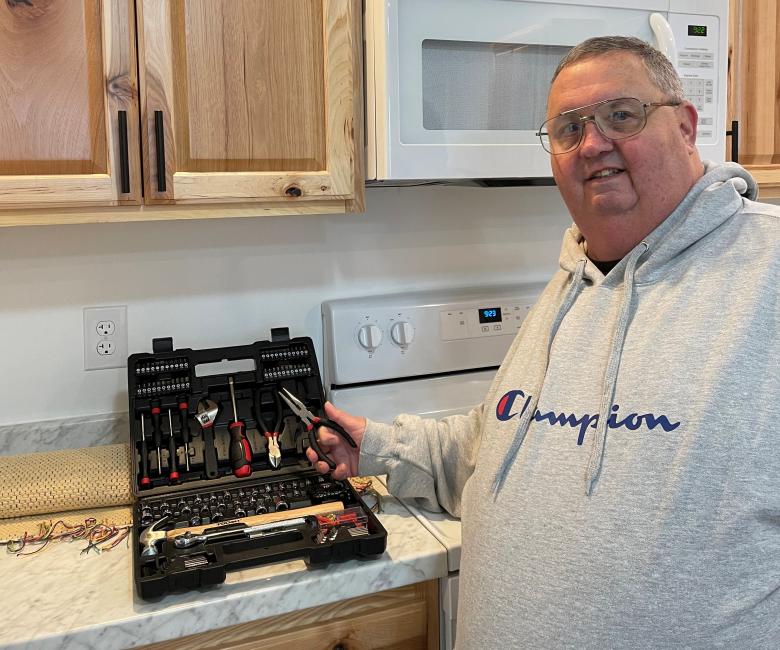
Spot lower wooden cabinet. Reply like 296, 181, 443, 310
136, 580, 440, 650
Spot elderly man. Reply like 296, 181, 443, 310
310, 37, 780, 648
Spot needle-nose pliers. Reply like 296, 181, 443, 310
278, 388, 357, 470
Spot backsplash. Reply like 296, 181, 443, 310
0, 413, 127, 456
0, 184, 572, 446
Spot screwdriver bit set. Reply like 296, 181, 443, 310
127, 329, 387, 599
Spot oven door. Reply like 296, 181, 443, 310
366, 0, 727, 181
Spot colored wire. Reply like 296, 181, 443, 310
3, 517, 132, 556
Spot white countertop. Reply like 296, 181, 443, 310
0, 482, 447, 650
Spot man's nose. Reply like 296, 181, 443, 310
578, 120, 614, 156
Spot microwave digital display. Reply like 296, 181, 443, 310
688, 25, 707, 37
478, 307, 502, 324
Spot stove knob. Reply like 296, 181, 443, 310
390, 321, 415, 349
357, 324, 382, 352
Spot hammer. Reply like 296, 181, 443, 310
139, 516, 170, 560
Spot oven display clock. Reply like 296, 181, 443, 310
478, 307, 502, 324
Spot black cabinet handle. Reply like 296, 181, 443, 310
154, 110, 167, 192
118, 110, 130, 194
726, 120, 739, 163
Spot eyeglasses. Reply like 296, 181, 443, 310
536, 97, 682, 155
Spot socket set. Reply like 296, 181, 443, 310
128, 329, 387, 599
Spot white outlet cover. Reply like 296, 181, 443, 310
84, 305, 128, 370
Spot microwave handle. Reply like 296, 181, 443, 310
649, 13, 677, 67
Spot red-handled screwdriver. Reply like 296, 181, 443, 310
228, 377, 252, 478
167, 409, 179, 483
178, 398, 191, 472
139, 414, 151, 487
151, 401, 163, 474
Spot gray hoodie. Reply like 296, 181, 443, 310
359, 162, 780, 648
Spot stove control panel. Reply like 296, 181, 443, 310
439, 301, 531, 341
322, 283, 544, 386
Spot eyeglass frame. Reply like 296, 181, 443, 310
535, 97, 683, 155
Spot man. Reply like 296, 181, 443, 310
310, 37, 780, 647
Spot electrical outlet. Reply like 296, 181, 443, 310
96, 340, 116, 356
96, 320, 116, 336
84, 306, 128, 370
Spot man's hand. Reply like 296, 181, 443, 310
305, 401, 365, 480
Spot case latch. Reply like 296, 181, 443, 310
270, 328, 290, 343
152, 337, 174, 353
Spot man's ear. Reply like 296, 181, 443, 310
679, 101, 699, 147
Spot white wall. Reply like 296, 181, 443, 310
0, 185, 572, 424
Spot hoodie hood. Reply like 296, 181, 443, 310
558, 161, 757, 286
492, 161, 757, 496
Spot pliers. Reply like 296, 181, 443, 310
255, 388, 283, 468
278, 387, 357, 470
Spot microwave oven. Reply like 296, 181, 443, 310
364, 0, 729, 182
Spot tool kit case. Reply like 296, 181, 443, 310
128, 330, 387, 599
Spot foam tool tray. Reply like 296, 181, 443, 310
127, 328, 387, 599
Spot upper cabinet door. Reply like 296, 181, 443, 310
139, 0, 363, 205
728, 0, 780, 196
0, 0, 141, 208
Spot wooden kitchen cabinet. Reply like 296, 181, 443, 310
137, 581, 440, 650
0, 0, 364, 226
0, 0, 142, 208
137, 0, 363, 208
728, 0, 780, 197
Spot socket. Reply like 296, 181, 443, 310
97, 340, 116, 356
84, 305, 128, 371
96, 320, 116, 336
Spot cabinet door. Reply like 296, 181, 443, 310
728, 0, 780, 196
139, 0, 363, 206
0, 0, 141, 208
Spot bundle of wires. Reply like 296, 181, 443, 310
1, 517, 132, 556
349, 476, 382, 513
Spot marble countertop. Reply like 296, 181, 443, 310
0, 482, 447, 650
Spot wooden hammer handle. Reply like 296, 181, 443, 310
164, 501, 344, 539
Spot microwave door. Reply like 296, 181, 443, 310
370, 0, 727, 181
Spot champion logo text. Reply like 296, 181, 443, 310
495, 389, 681, 445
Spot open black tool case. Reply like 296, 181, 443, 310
128, 330, 387, 599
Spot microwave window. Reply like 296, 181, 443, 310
422, 40, 570, 131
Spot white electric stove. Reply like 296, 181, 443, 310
321, 284, 543, 650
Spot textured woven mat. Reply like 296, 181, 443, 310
0, 444, 134, 521
0, 504, 133, 540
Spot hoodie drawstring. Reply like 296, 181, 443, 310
491, 258, 588, 495
584, 242, 648, 495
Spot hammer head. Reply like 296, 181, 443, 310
139, 516, 169, 558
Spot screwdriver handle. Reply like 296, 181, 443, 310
229, 421, 252, 477
151, 402, 163, 474
139, 414, 151, 487
178, 400, 190, 445
227, 377, 252, 478
151, 404, 162, 448
167, 409, 179, 482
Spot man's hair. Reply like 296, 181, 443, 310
551, 36, 685, 102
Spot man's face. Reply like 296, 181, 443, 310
547, 53, 701, 261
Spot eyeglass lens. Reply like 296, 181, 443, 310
541, 98, 648, 154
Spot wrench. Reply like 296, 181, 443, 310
173, 516, 309, 549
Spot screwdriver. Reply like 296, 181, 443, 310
178, 398, 191, 472
139, 414, 151, 488
228, 377, 252, 478
167, 409, 179, 483
151, 401, 163, 474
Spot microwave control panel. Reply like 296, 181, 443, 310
668, 13, 721, 144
